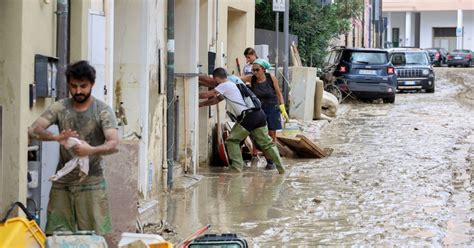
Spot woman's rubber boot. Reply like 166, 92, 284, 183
225, 124, 250, 172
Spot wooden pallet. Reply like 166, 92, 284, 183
277, 134, 333, 158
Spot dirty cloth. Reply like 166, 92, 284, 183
49, 137, 89, 182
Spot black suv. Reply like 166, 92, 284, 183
321, 47, 397, 103
388, 48, 435, 93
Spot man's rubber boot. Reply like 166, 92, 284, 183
250, 126, 285, 174
225, 123, 250, 172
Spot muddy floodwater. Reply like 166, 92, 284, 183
161, 68, 473, 246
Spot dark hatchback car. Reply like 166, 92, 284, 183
447, 49, 473, 67
321, 47, 397, 103
426, 47, 448, 66
389, 49, 435, 93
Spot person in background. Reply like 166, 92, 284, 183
199, 67, 285, 174
241, 58, 289, 170
28, 60, 119, 235
243, 47, 258, 76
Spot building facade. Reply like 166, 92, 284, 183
0, 0, 255, 238
382, 0, 474, 51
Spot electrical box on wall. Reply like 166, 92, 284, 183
34, 54, 58, 98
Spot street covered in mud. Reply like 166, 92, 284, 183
160, 67, 473, 246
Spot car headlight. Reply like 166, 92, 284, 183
422, 69, 429, 75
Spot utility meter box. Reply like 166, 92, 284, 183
34, 54, 58, 98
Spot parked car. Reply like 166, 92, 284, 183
426, 48, 448, 66
320, 47, 397, 103
388, 48, 435, 93
447, 49, 473, 67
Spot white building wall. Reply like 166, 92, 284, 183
462, 10, 474, 50
386, 10, 474, 50
386, 12, 405, 46
420, 11, 458, 49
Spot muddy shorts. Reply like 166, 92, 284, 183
45, 179, 112, 235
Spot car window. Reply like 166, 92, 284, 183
391, 52, 429, 65
453, 49, 469, 53
333, 50, 342, 64
326, 51, 335, 65
343, 51, 388, 64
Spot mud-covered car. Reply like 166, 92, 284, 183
321, 47, 397, 103
447, 49, 473, 67
389, 49, 435, 93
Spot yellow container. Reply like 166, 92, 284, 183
0, 217, 46, 248
150, 241, 173, 248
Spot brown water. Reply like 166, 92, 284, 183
161, 68, 474, 246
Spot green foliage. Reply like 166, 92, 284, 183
255, 0, 364, 67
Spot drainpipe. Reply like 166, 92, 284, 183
166, 0, 175, 190
56, 0, 69, 99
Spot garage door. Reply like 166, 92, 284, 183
433, 27, 457, 51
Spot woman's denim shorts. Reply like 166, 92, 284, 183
262, 104, 282, 131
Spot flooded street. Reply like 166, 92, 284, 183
161, 68, 473, 246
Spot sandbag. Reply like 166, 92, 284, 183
322, 91, 339, 117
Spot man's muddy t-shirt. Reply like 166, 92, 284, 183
41, 97, 118, 184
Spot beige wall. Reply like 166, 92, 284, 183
0, 0, 109, 216
0, 0, 58, 216
383, 0, 474, 12
0, 0, 26, 216
196, 0, 255, 168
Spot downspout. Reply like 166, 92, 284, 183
56, 0, 70, 99
166, 0, 175, 190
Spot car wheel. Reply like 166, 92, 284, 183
383, 96, 395, 104
426, 87, 435, 93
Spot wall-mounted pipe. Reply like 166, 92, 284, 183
166, 0, 175, 190
55, 0, 69, 99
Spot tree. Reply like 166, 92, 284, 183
255, 0, 364, 67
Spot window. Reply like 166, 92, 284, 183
343, 51, 388, 64
391, 52, 429, 65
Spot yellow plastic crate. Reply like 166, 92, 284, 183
0, 216, 46, 248
150, 241, 173, 248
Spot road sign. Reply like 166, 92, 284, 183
456, 27, 463, 37
273, 0, 285, 12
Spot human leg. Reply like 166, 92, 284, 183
225, 123, 250, 172
250, 126, 285, 174
72, 179, 112, 235
46, 183, 76, 235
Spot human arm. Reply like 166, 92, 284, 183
198, 75, 218, 87
28, 117, 78, 146
240, 75, 253, 86
72, 128, 119, 157
271, 74, 289, 121
199, 89, 224, 107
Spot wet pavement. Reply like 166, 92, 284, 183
160, 68, 473, 246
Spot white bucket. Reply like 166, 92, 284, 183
118, 232, 165, 247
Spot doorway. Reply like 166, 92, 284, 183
88, 11, 106, 101
392, 28, 399, 47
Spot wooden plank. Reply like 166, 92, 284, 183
276, 140, 297, 158
297, 135, 327, 157
277, 134, 331, 158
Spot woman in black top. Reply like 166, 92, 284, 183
241, 59, 289, 169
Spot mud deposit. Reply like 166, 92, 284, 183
162, 68, 473, 246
